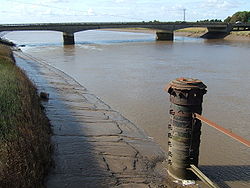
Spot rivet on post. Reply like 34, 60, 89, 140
165, 77, 207, 180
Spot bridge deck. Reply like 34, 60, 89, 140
1, 22, 249, 43
1, 22, 247, 33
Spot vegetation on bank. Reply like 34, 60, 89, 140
176, 28, 250, 38
0, 38, 15, 47
197, 19, 222, 22
230, 31, 250, 37
196, 11, 250, 23
0, 44, 51, 187
178, 11, 250, 37
224, 11, 250, 23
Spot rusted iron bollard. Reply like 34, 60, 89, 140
165, 78, 207, 180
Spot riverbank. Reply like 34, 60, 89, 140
0, 44, 51, 187
176, 28, 250, 41
0, 36, 202, 187
14, 51, 168, 187
102, 28, 250, 41
13, 50, 204, 187
3, 29, 249, 187
0, 37, 16, 46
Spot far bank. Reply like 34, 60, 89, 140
102, 28, 250, 41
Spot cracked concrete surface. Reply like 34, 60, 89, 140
14, 52, 199, 188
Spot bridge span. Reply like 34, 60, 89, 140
0, 22, 249, 44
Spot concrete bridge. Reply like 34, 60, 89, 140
0, 22, 249, 44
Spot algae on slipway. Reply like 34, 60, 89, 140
0, 44, 51, 188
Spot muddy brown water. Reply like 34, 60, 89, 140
5, 30, 250, 188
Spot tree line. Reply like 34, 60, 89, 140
224, 11, 250, 23
197, 11, 250, 23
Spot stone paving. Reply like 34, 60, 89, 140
14, 52, 172, 188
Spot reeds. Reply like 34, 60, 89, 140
0, 44, 51, 188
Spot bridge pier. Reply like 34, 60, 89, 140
156, 31, 174, 41
63, 32, 75, 45
201, 26, 231, 39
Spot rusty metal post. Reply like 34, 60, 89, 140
165, 78, 207, 180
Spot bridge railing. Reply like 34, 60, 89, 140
0, 21, 232, 27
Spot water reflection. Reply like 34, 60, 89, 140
63, 45, 75, 56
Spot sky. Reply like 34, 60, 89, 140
0, 0, 249, 24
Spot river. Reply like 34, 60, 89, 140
5, 30, 250, 188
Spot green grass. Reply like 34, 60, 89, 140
176, 27, 250, 37
231, 31, 250, 37
0, 44, 51, 187
0, 57, 21, 140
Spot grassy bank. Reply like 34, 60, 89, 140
176, 27, 250, 39
230, 31, 250, 37
0, 44, 51, 187
0, 38, 15, 46
103, 28, 250, 40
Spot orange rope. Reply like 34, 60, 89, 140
194, 113, 250, 148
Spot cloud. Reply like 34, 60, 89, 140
201, 0, 236, 9
114, 0, 135, 3
9, 0, 84, 18
114, 0, 125, 2
37, 0, 69, 3
87, 8, 95, 16
9, 1, 70, 18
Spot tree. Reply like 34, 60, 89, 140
224, 11, 250, 23
224, 16, 231, 23
196, 19, 222, 22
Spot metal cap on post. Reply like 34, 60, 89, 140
165, 78, 207, 180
